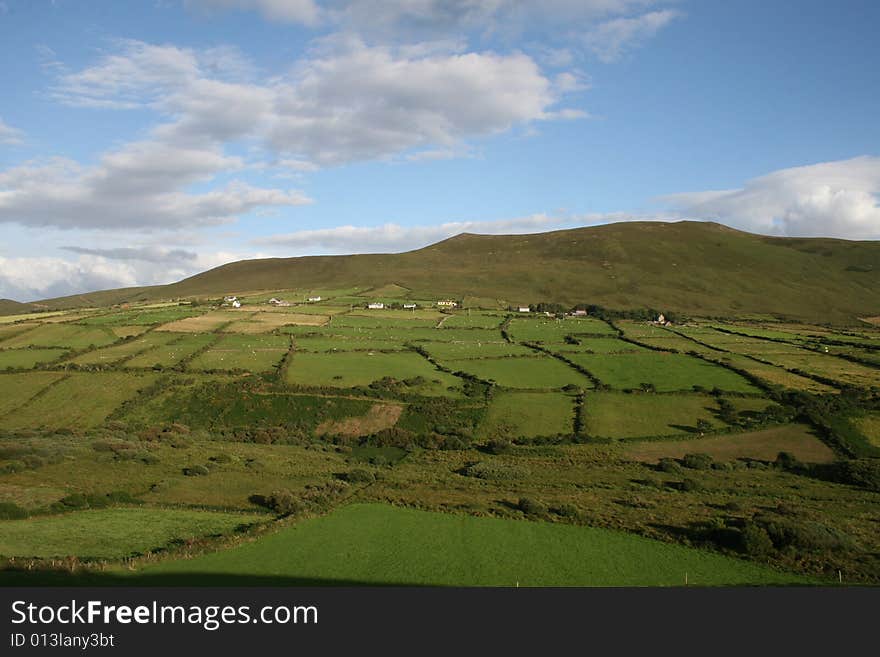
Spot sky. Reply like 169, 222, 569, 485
0, 0, 879, 301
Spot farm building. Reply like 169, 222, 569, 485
308, 296, 322, 302
403, 303, 417, 309
571, 310, 588, 316
436, 300, 457, 308
518, 307, 530, 313
367, 302, 385, 309
232, 300, 241, 308
268, 298, 290, 307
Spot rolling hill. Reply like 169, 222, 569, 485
20, 221, 880, 323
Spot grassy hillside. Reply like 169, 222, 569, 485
0, 298, 36, 315
29, 221, 880, 323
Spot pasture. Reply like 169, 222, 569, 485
0, 372, 67, 415
568, 351, 759, 393
124, 333, 217, 368
420, 340, 535, 360
189, 334, 290, 372
141, 504, 812, 586
156, 311, 238, 333
443, 355, 593, 389
64, 331, 181, 366
0, 508, 264, 559
0, 372, 158, 430
507, 317, 617, 342
478, 391, 575, 439
285, 351, 461, 395
0, 348, 69, 369
0, 324, 118, 350
582, 392, 728, 439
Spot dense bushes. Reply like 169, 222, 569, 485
252, 480, 351, 516
182, 464, 210, 476
460, 461, 526, 481
0, 502, 29, 519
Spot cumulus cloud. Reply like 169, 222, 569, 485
48, 38, 583, 167
0, 149, 312, 230
585, 9, 682, 62
185, 0, 321, 25
0, 248, 258, 301
0, 116, 23, 145
662, 156, 880, 239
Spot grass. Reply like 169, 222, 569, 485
0, 348, 69, 369
508, 317, 617, 342
189, 334, 289, 372
0, 372, 67, 415
439, 312, 505, 329
293, 336, 406, 352
0, 508, 263, 559
478, 391, 575, 439
156, 311, 236, 333
0, 324, 118, 349
0, 372, 159, 430
583, 392, 728, 439
64, 331, 181, 366
554, 337, 649, 354
420, 340, 535, 360
444, 355, 593, 389
285, 351, 462, 395
124, 333, 217, 368
622, 424, 837, 463
569, 351, 759, 393
140, 503, 812, 586
853, 413, 880, 448
77, 306, 203, 327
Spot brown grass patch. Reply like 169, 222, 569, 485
224, 312, 328, 333
156, 311, 246, 333
622, 424, 836, 464
316, 403, 404, 439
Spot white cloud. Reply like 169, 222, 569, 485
185, 0, 321, 25
662, 156, 880, 239
0, 117, 23, 145
47, 38, 584, 168
0, 150, 312, 230
0, 248, 259, 302
585, 9, 681, 62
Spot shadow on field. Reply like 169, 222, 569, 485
0, 571, 419, 587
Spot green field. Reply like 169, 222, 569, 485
0, 324, 118, 349
293, 335, 405, 352
568, 351, 759, 393
507, 317, 617, 342
76, 306, 203, 327
64, 331, 181, 366
420, 340, 535, 360
286, 350, 461, 395
0, 371, 67, 415
478, 391, 575, 439
583, 392, 729, 439
0, 348, 69, 369
142, 504, 812, 586
443, 355, 593, 389
439, 313, 505, 329
125, 333, 217, 368
189, 334, 290, 372
0, 372, 158, 430
553, 337, 648, 354
0, 508, 264, 559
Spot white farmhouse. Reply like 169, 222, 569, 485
436, 299, 457, 308
308, 296, 322, 302
403, 303, 417, 309
367, 302, 385, 309
518, 306, 530, 313
232, 300, 241, 308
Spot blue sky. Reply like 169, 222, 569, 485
0, 0, 878, 300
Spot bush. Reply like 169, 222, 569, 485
679, 478, 702, 492
484, 439, 512, 455
460, 461, 525, 481
0, 502, 29, 519
682, 453, 713, 470
657, 457, 681, 473
737, 522, 775, 556
553, 503, 581, 520
343, 468, 376, 484
182, 464, 210, 476
518, 497, 547, 517
264, 490, 307, 516
759, 517, 855, 552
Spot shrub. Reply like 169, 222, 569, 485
182, 464, 210, 476
484, 439, 512, 455
343, 468, 376, 484
657, 457, 681, 473
0, 502, 29, 519
265, 490, 307, 516
553, 503, 581, 520
737, 522, 775, 556
460, 461, 525, 481
682, 453, 713, 470
759, 517, 855, 552
518, 497, 547, 517
679, 478, 702, 492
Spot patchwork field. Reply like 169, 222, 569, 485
1, 301, 878, 586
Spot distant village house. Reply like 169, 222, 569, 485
436, 300, 457, 308
307, 296, 322, 302
367, 302, 385, 309
268, 297, 290, 307
403, 303, 417, 309
518, 306, 530, 313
